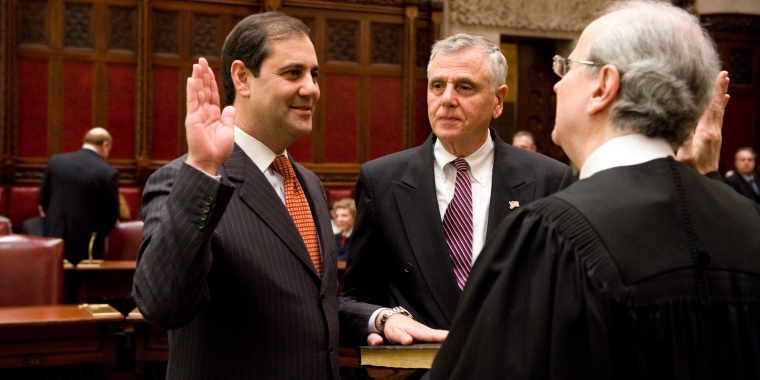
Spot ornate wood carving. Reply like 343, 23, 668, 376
449, 0, 606, 32
728, 48, 754, 85
416, 26, 431, 68
327, 19, 358, 62
193, 13, 221, 57
154, 11, 178, 54
110, 6, 136, 51
701, 14, 760, 35
19, 1, 47, 45
65, 3, 92, 48
371, 23, 403, 64
298, 17, 316, 41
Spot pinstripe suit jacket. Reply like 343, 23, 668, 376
133, 146, 378, 379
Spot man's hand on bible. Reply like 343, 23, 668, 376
365, 314, 447, 380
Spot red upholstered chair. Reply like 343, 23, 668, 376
0, 221, 10, 236
0, 235, 65, 306
104, 220, 143, 261
119, 187, 142, 221
0, 186, 8, 218
326, 188, 355, 205
9, 186, 41, 234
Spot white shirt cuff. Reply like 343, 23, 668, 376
368, 308, 388, 334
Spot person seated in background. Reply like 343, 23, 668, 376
725, 147, 760, 203
332, 198, 356, 261
20, 205, 45, 237
328, 199, 341, 234
511, 130, 538, 152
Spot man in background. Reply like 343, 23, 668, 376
511, 130, 537, 152
428, 1, 759, 378
40, 127, 119, 265
725, 147, 760, 203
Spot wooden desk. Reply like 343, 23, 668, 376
127, 308, 168, 379
0, 305, 122, 376
68, 260, 136, 302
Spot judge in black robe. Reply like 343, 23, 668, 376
427, 2, 760, 379
427, 156, 760, 379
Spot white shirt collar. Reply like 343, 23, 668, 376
433, 135, 494, 186
580, 134, 675, 180
82, 145, 99, 154
234, 126, 286, 172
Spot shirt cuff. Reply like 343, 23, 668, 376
368, 308, 388, 334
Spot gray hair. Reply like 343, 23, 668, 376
585, 0, 720, 146
428, 33, 507, 94
513, 130, 535, 145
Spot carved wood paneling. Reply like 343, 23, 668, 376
65, 3, 92, 48
193, 13, 221, 57
298, 17, 316, 40
327, 19, 358, 62
702, 14, 760, 35
371, 23, 402, 64
415, 26, 431, 68
110, 6, 136, 51
450, 0, 606, 32
19, 1, 47, 46
153, 10, 178, 54
728, 47, 754, 85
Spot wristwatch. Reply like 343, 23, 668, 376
378, 306, 413, 335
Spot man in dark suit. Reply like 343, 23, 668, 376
726, 147, 760, 203
342, 33, 573, 331
40, 127, 119, 265
133, 12, 445, 380
427, 1, 759, 377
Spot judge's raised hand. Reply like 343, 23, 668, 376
677, 70, 730, 174
365, 314, 448, 380
185, 57, 236, 175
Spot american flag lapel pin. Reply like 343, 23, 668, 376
509, 201, 520, 210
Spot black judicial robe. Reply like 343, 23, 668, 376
427, 157, 760, 380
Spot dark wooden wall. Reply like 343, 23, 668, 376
703, 14, 760, 175
2, 0, 441, 187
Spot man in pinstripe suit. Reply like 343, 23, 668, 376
133, 12, 445, 380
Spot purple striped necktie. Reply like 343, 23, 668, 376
442, 158, 473, 290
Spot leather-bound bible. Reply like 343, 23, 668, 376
358, 344, 441, 369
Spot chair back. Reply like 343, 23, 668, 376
8, 187, 40, 234
104, 221, 143, 261
0, 235, 65, 306
0, 221, 9, 236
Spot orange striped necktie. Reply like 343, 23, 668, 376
271, 155, 323, 278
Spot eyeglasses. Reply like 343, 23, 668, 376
552, 55, 604, 78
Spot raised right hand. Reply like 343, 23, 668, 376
184, 57, 236, 175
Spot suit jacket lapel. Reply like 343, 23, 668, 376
223, 146, 318, 278
487, 129, 537, 237
393, 134, 461, 324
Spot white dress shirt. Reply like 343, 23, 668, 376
233, 126, 288, 204
580, 134, 675, 180
433, 136, 494, 263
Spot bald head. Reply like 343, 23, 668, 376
83, 128, 113, 159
